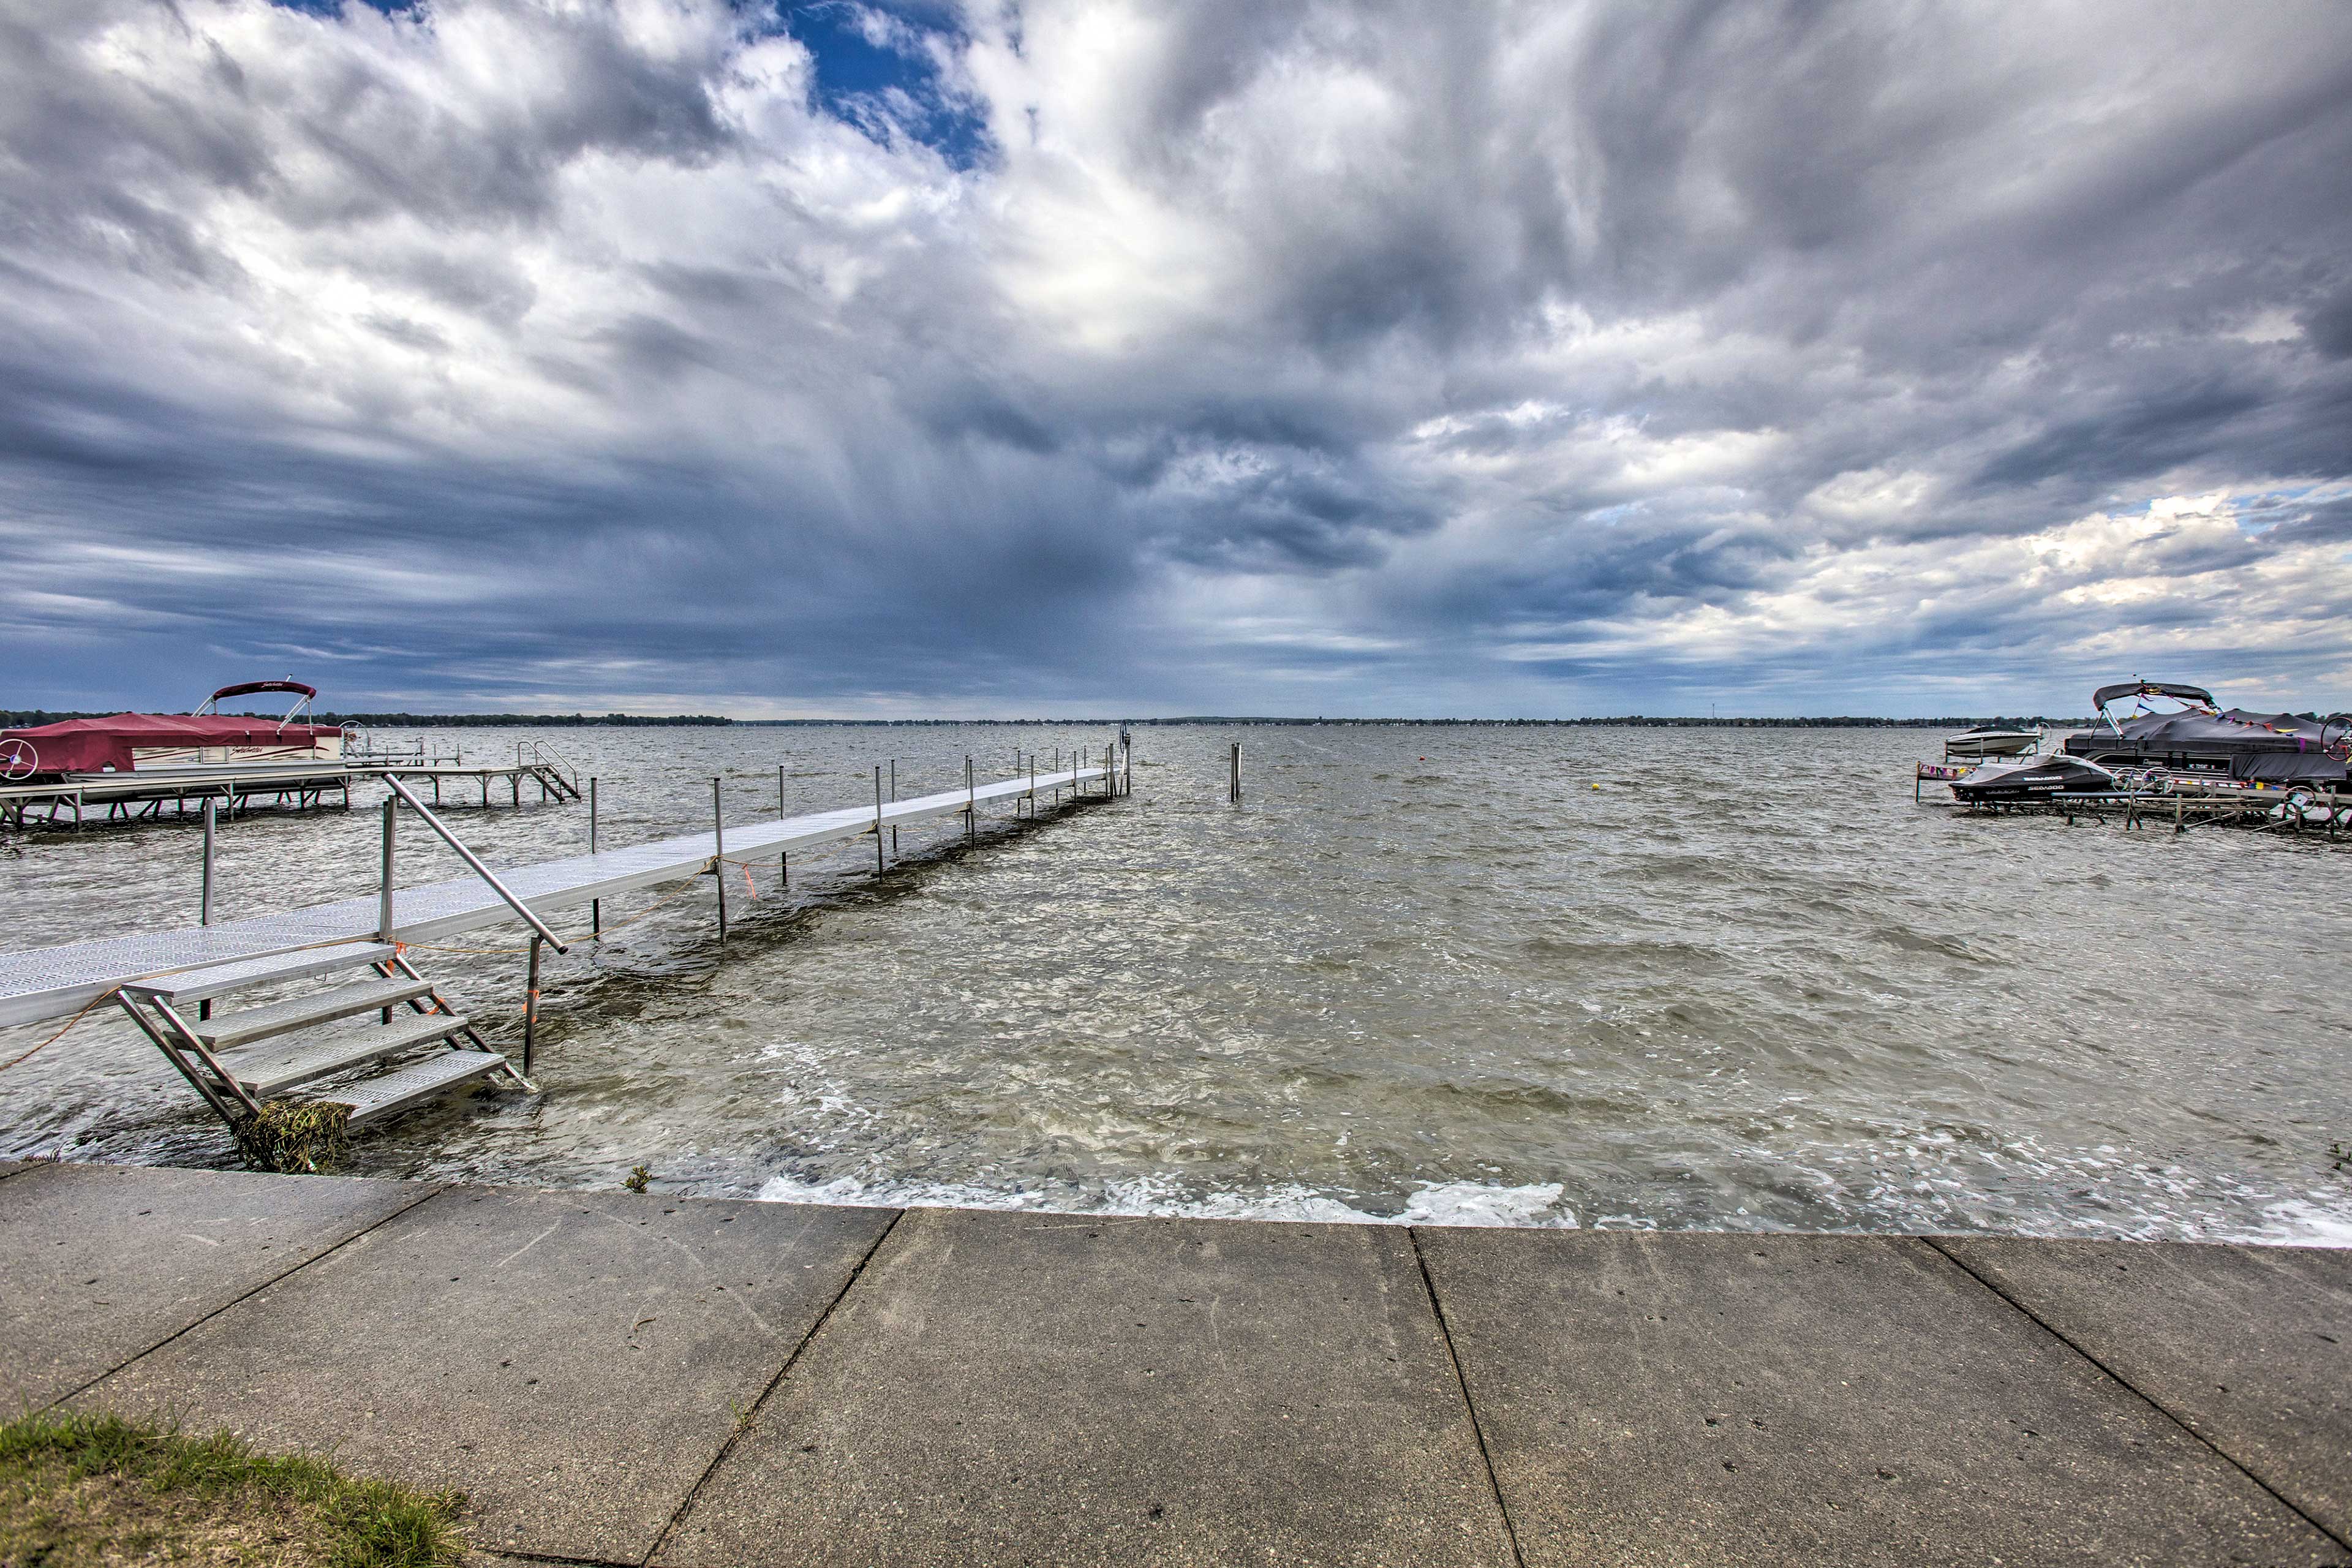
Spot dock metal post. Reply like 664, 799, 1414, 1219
200, 798, 216, 927
523, 935, 541, 1077
778, 764, 789, 885
711, 777, 728, 942
1029, 753, 1035, 816
378, 794, 396, 941
1230, 741, 1241, 804
199, 798, 217, 1021
966, 755, 975, 841
589, 778, 601, 937
890, 759, 897, 853
874, 766, 886, 873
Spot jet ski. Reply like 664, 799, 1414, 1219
1948, 753, 2118, 804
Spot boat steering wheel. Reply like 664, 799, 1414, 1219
0, 738, 36, 781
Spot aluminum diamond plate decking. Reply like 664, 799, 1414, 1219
0, 764, 1114, 1027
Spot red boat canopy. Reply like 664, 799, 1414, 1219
0, 714, 340, 775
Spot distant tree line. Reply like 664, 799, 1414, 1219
5, 709, 2094, 729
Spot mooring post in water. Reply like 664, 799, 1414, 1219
890, 758, 897, 853
874, 765, 886, 873
778, 764, 789, 885
711, 777, 728, 943
588, 778, 601, 937
523, 935, 541, 1077
199, 797, 217, 1021
966, 755, 976, 840
1229, 741, 1242, 804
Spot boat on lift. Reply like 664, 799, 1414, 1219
1948, 753, 2118, 805
0, 680, 349, 784
1942, 723, 2043, 760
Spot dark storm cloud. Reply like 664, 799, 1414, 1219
2, 0, 2350, 716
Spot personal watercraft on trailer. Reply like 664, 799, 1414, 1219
2061, 680, 2351, 790
1948, 753, 2118, 804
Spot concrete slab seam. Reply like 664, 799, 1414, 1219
1408, 1226, 1528, 1568
638, 1205, 908, 1567
47, 1179, 448, 1417
470, 1547, 643, 1568
1918, 1235, 2352, 1556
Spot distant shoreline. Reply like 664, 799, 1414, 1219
2, 709, 2094, 729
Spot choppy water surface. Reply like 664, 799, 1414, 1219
2, 724, 2346, 1242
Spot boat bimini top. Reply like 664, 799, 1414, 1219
195, 679, 320, 731
2090, 681, 2218, 732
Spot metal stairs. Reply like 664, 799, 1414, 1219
116, 942, 527, 1146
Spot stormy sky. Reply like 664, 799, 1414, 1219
3, 1, 2350, 717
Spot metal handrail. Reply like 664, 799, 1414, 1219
383, 775, 570, 954
519, 737, 581, 792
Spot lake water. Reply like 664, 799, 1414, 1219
2, 723, 2347, 1243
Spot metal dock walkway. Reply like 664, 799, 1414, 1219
0, 760, 1120, 1028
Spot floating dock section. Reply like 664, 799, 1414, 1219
0, 756, 1123, 1028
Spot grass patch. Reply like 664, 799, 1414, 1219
232, 1100, 352, 1174
0, 1409, 466, 1567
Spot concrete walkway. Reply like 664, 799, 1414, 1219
1, 1159, 2345, 1567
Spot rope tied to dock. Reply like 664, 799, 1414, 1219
0, 984, 123, 1074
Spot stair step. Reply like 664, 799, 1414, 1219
227, 1012, 471, 1097
124, 943, 399, 1006
309, 1047, 512, 1126
198, 977, 437, 1050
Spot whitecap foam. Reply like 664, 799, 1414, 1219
755, 1170, 1580, 1228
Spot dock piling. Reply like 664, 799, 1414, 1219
711, 777, 728, 943
378, 795, 396, 942
966, 756, 975, 841
890, 760, 897, 853
874, 766, 886, 874
1230, 742, 1242, 804
199, 799, 216, 1022
779, 765, 789, 885
589, 778, 600, 938
523, 935, 541, 1076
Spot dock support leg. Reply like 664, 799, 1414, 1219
378, 795, 397, 943
874, 766, 886, 874
889, 760, 897, 854
711, 777, 728, 943
966, 756, 975, 841
1230, 742, 1241, 804
589, 777, 601, 938
198, 799, 217, 1022
523, 935, 541, 1077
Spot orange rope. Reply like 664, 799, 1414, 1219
0, 985, 122, 1073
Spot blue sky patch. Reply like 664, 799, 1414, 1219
755, 1, 991, 168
